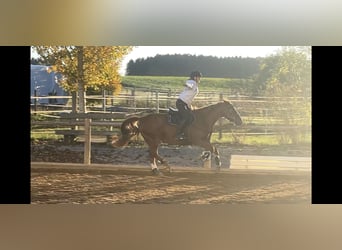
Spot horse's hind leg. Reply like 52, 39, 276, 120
142, 133, 166, 175
147, 148, 165, 175
152, 147, 172, 173
147, 146, 158, 170
156, 155, 171, 172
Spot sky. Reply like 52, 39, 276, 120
119, 46, 281, 75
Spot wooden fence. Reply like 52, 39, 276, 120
31, 87, 311, 137
31, 88, 311, 165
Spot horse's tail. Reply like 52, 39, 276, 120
111, 116, 140, 147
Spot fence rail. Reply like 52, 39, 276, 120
31, 88, 311, 165
31, 89, 311, 114
31, 88, 311, 142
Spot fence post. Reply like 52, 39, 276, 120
156, 91, 159, 113
102, 89, 106, 112
167, 88, 171, 108
131, 88, 136, 112
84, 118, 91, 165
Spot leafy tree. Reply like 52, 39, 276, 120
254, 46, 311, 94
30, 57, 46, 65
32, 46, 133, 112
257, 46, 311, 144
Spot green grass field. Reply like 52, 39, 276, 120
122, 75, 255, 93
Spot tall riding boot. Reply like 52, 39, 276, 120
176, 121, 186, 140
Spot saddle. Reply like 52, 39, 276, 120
168, 107, 183, 125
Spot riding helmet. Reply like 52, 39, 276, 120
190, 71, 202, 79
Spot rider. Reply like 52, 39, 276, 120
176, 71, 202, 140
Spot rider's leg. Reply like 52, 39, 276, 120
176, 112, 194, 139
176, 100, 189, 139
176, 119, 187, 139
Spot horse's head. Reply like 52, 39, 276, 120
221, 100, 243, 126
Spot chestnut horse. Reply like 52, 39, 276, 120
112, 100, 243, 174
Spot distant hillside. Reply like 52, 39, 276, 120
125, 54, 261, 78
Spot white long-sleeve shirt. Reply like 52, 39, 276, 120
178, 79, 199, 107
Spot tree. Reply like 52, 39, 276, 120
125, 54, 260, 78
254, 46, 311, 98
32, 46, 133, 112
256, 46, 311, 144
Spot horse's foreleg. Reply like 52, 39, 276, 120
196, 141, 222, 168
212, 146, 222, 167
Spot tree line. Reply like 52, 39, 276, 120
126, 54, 261, 78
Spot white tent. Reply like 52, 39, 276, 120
31, 64, 68, 105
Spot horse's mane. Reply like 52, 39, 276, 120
194, 99, 231, 112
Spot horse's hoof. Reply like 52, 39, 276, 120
152, 168, 163, 176
214, 156, 221, 167
162, 166, 172, 173
201, 151, 211, 161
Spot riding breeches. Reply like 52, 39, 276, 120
176, 99, 194, 127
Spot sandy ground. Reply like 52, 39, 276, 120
31, 140, 311, 204
31, 139, 310, 167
